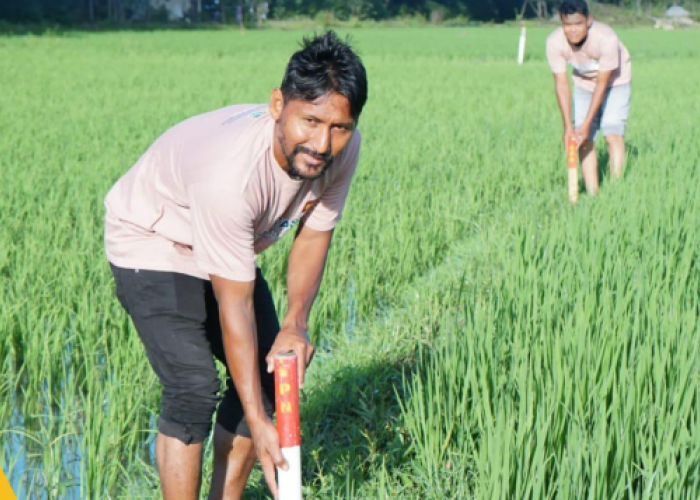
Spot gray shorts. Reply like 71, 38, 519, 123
574, 83, 631, 140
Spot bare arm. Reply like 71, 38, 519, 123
265, 223, 333, 387
211, 277, 265, 421
553, 72, 573, 131
210, 276, 286, 498
285, 224, 332, 333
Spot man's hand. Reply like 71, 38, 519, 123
576, 69, 612, 145
574, 122, 591, 145
563, 126, 577, 149
249, 415, 288, 499
266, 324, 315, 388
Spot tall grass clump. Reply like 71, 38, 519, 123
400, 97, 700, 497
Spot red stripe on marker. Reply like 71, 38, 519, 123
275, 353, 300, 448
567, 137, 578, 169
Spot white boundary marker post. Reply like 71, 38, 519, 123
275, 352, 302, 500
517, 23, 527, 65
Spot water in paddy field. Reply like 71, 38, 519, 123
2, 323, 79, 498
3, 402, 157, 499
4, 402, 80, 499
2, 332, 157, 500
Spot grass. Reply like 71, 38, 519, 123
0, 26, 699, 498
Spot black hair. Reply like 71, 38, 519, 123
560, 0, 589, 17
280, 30, 368, 122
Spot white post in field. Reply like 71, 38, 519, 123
517, 24, 527, 65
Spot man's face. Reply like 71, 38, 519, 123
270, 90, 355, 181
561, 13, 590, 47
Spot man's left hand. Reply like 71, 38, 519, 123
574, 122, 591, 145
266, 325, 315, 388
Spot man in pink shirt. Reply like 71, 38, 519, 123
547, 0, 632, 199
104, 31, 366, 499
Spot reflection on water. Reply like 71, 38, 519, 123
3, 401, 155, 499
4, 403, 81, 500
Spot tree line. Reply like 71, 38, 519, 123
0, 0, 691, 25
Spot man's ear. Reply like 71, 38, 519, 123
269, 88, 284, 121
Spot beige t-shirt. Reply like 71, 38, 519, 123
546, 21, 632, 92
104, 104, 361, 282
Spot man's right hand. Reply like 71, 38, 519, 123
563, 127, 578, 149
249, 415, 288, 499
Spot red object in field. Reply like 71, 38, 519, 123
275, 353, 300, 448
567, 137, 578, 169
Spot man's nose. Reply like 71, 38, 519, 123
309, 127, 331, 155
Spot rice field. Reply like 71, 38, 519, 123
1, 25, 699, 499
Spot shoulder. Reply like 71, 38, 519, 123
174, 104, 260, 130
164, 104, 268, 151
182, 108, 272, 192
348, 129, 362, 151
546, 28, 565, 48
590, 21, 619, 42
590, 20, 614, 34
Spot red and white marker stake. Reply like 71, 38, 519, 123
567, 136, 579, 203
275, 352, 302, 500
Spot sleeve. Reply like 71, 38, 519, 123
546, 33, 567, 74
303, 130, 362, 232
188, 183, 257, 282
598, 34, 621, 72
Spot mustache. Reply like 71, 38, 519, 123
292, 145, 332, 164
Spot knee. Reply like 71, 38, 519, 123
604, 134, 624, 146
159, 380, 221, 444
213, 425, 255, 463
579, 139, 596, 154
601, 121, 626, 140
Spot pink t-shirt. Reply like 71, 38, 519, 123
104, 104, 361, 282
546, 21, 632, 92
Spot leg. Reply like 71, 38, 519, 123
573, 85, 601, 197
157, 434, 204, 500
605, 134, 625, 179
208, 425, 257, 500
600, 84, 631, 180
110, 266, 221, 500
579, 139, 599, 196
207, 268, 280, 499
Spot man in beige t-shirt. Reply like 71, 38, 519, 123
105, 31, 367, 499
547, 0, 632, 200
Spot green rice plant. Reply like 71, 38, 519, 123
0, 26, 698, 499
399, 70, 700, 497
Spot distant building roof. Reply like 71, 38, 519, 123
665, 5, 690, 17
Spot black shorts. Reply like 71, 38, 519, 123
110, 263, 279, 444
